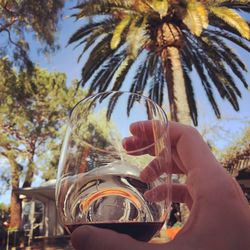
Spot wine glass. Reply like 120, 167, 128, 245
56, 91, 171, 242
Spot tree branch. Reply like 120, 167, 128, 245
0, 123, 28, 144
0, 17, 17, 33
2, 27, 23, 50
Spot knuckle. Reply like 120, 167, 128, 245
184, 125, 201, 138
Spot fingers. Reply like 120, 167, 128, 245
140, 157, 178, 183
125, 121, 226, 202
172, 184, 192, 210
140, 153, 168, 183
140, 160, 163, 183
129, 120, 166, 140
122, 135, 155, 155
123, 120, 168, 155
140, 148, 185, 183
172, 147, 186, 174
128, 121, 185, 147
144, 183, 192, 210
128, 121, 201, 152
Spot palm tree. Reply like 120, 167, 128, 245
69, 0, 250, 125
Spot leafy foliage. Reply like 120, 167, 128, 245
69, 0, 250, 125
0, 58, 87, 188
220, 124, 250, 173
0, 58, 88, 228
0, 0, 65, 70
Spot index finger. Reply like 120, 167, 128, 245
129, 120, 166, 142
129, 121, 187, 146
123, 120, 168, 155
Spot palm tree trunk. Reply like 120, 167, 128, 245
161, 47, 190, 124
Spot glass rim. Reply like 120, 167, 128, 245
68, 91, 169, 155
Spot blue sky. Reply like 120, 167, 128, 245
0, 2, 250, 205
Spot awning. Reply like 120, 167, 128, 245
14, 180, 56, 201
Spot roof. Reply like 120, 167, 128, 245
14, 180, 56, 201
221, 147, 250, 176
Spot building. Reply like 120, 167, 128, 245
221, 139, 250, 203
14, 179, 64, 244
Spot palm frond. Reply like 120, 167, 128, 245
126, 17, 149, 58
209, 15, 248, 40
205, 31, 249, 72
111, 15, 132, 49
183, 34, 221, 118
215, 0, 250, 12
203, 31, 248, 88
193, 34, 242, 110
96, 52, 127, 93
148, 53, 159, 77
207, 28, 250, 52
112, 56, 134, 91
77, 31, 111, 63
73, 0, 140, 19
107, 91, 123, 120
79, 34, 114, 85
209, 6, 250, 39
97, 55, 133, 93
129, 52, 151, 94
181, 48, 193, 71
207, 68, 240, 110
87, 51, 126, 95
183, 1, 209, 36
199, 35, 243, 95
73, 2, 109, 18
181, 59, 198, 126
127, 52, 158, 115
148, 56, 165, 106
206, 65, 240, 109
68, 19, 112, 45
68, 19, 116, 64
147, 0, 169, 18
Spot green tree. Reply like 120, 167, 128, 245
220, 124, 250, 174
69, 0, 250, 125
0, 0, 65, 70
33, 81, 87, 181
0, 58, 86, 229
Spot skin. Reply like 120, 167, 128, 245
71, 122, 250, 250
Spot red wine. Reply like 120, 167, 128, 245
65, 221, 163, 242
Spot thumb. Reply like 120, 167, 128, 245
71, 225, 177, 250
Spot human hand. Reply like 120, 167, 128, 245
71, 122, 250, 250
